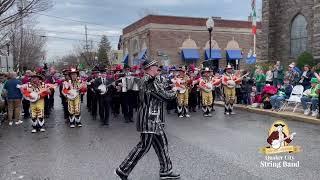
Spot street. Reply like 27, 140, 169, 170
0, 96, 319, 180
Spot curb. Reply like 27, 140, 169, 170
214, 101, 320, 124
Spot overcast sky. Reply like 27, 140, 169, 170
35, 0, 262, 61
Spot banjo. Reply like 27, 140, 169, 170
172, 82, 187, 94
271, 132, 296, 149
65, 89, 79, 100
199, 80, 213, 93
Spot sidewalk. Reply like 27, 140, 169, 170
215, 101, 320, 124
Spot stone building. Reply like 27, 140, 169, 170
122, 15, 261, 69
260, 0, 320, 65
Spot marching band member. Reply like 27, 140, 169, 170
124, 66, 141, 122
21, 70, 32, 119
59, 69, 70, 121
188, 66, 200, 112
111, 65, 123, 118
211, 72, 222, 110
172, 67, 190, 118
19, 72, 50, 133
222, 64, 248, 115
199, 68, 214, 117
87, 68, 99, 119
116, 59, 180, 180
94, 67, 113, 126
62, 68, 87, 128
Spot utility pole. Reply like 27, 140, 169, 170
84, 25, 91, 66
18, 0, 24, 72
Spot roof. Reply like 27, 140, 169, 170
123, 14, 262, 34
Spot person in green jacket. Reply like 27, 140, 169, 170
255, 69, 266, 94
301, 78, 319, 117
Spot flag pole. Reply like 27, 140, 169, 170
254, 34, 256, 55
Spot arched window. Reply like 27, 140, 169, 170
290, 14, 308, 57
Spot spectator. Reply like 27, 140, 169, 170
270, 79, 293, 111
285, 64, 300, 86
272, 61, 284, 88
3, 72, 23, 126
255, 69, 266, 94
0, 73, 7, 124
301, 78, 319, 117
299, 65, 313, 90
266, 66, 273, 85
241, 75, 254, 105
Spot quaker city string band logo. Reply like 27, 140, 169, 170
259, 120, 301, 155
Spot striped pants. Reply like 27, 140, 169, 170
118, 130, 173, 176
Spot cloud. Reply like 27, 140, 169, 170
36, 0, 262, 61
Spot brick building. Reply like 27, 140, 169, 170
260, 0, 320, 65
121, 15, 261, 70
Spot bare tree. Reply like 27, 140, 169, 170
0, 0, 52, 29
73, 41, 97, 68
8, 22, 47, 70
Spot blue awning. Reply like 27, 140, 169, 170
181, 49, 200, 61
205, 49, 222, 60
133, 59, 145, 66
122, 54, 128, 64
226, 50, 242, 60
138, 49, 147, 59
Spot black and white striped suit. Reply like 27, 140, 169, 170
118, 74, 176, 176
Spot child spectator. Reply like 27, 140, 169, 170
270, 79, 293, 111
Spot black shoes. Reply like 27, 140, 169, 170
115, 168, 128, 180
160, 172, 181, 180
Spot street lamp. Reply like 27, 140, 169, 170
5, 38, 10, 72
206, 17, 214, 61
94, 56, 98, 66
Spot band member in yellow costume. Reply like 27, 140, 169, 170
171, 67, 190, 118
222, 64, 247, 115
199, 68, 214, 117
19, 72, 49, 133
62, 68, 87, 128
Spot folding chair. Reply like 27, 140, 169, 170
279, 85, 304, 112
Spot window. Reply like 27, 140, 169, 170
290, 14, 308, 57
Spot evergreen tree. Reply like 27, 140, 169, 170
97, 35, 111, 65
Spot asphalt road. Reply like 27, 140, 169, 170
0, 96, 319, 180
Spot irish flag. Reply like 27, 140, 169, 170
251, 0, 257, 35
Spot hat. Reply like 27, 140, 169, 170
226, 64, 233, 69
30, 72, 44, 80
62, 69, 70, 75
274, 123, 285, 127
113, 64, 123, 72
289, 63, 295, 68
201, 67, 213, 74
311, 78, 319, 84
141, 59, 158, 70
177, 66, 186, 72
131, 65, 140, 72
68, 67, 79, 75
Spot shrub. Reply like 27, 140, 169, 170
297, 51, 315, 69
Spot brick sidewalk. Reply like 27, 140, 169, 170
215, 101, 320, 124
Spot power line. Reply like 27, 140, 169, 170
40, 35, 118, 44
38, 29, 120, 38
34, 12, 111, 28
